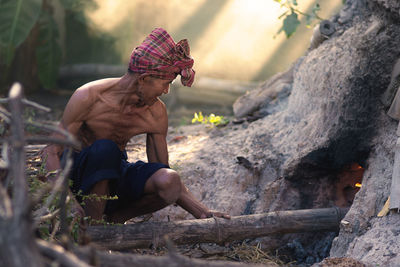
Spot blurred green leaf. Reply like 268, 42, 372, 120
312, 3, 321, 15
59, 0, 97, 12
0, 0, 43, 65
58, 0, 78, 10
36, 11, 62, 89
305, 14, 313, 27
282, 12, 300, 38
305, 3, 321, 27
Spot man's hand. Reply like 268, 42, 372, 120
70, 197, 87, 231
70, 200, 92, 245
201, 210, 231, 220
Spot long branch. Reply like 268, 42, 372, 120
36, 239, 91, 267
0, 183, 12, 217
21, 98, 51, 112
8, 83, 28, 218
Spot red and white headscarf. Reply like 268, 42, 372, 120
129, 28, 195, 87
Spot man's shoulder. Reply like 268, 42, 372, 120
148, 99, 167, 118
71, 78, 119, 104
81, 78, 119, 88
146, 99, 168, 134
69, 86, 92, 107
76, 78, 119, 94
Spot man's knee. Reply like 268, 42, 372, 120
152, 169, 181, 204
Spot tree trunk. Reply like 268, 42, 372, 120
87, 207, 347, 250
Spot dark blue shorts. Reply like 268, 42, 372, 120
66, 139, 169, 214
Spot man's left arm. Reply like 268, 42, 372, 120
146, 133, 168, 165
146, 101, 169, 165
146, 103, 230, 220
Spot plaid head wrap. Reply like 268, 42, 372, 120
129, 28, 195, 87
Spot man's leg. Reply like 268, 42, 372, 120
76, 139, 122, 223
83, 180, 109, 222
107, 168, 181, 223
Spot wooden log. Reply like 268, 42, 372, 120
87, 207, 348, 250
381, 58, 400, 108
59, 64, 257, 94
59, 64, 126, 78
74, 245, 269, 267
389, 122, 400, 211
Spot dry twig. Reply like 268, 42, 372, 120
36, 239, 91, 267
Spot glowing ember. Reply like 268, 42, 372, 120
335, 163, 364, 207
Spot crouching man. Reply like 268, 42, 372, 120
42, 28, 230, 223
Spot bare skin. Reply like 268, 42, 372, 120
42, 72, 230, 223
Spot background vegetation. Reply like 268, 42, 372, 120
0, 0, 342, 95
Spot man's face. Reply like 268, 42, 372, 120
139, 75, 175, 106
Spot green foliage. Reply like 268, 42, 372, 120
0, 0, 43, 65
24, 108, 41, 134
282, 12, 300, 38
80, 192, 118, 202
192, 112, 229, 127
306, 3, 321, 26
36, 11, 62, 89
0, 0, 102, 90
274, 0, 324, 38
59, 0, 97, 25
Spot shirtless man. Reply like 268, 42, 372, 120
42, 28, 230, 223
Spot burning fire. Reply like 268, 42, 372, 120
335, 163, 364, 207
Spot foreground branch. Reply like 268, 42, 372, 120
0, 83, 43, 267
87, 207, 348, 250
37, 239, 91, 267
8, 83, 27, 217
74, 245, 268, 267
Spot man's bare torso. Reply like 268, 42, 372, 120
67, 78, 166, 151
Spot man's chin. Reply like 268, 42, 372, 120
135, 101, 146, 108
147, 98, 158, 106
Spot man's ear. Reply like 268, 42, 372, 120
138, 73, 152, 84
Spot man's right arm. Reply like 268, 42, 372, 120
41, 87, 92, 173
41, 128, 64, 171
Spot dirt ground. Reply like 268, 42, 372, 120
315, 257, 367, 267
